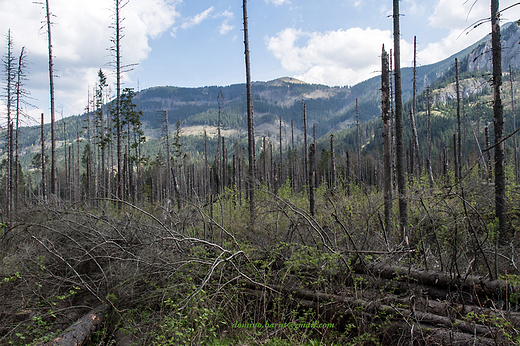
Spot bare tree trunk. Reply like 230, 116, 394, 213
163, 111, 172, 202
309, 143, 316, 217
86, 102, 92, 202
63, 120, 68, 200
356, 99, 361, 185
455, 58, 463, 182
411, 36, 421, 179
204, 130, 209, 198
15, 46, 26, 210
390, 49, 396, 191
45, 0, 57, 197
217, 91, 223, 194
5, 30, 14, 220
346, 150, 351, 195
330, 134, 336, 190
382, 45, 392, 241
243, 0, 255, 222
114, 0, 123, 207
509, 65, 519, 184
313, 124, 318, 188
393, 0, 408, 243
279, 115, 283, 189
491, 0, 506, 241
41, 113, 46, 202
291, 119, 295, 190
485, 126, 492, 182
303, 101, 308, 186
426, 87, 434, 188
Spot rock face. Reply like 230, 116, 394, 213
465, 22, 520, 73
431, 77, 490, 104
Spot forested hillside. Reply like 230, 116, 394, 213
1, 9, 520, 346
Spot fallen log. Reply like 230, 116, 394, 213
244, 282, 513, 340
354, 263, 513, 301
41, 304, 106, 346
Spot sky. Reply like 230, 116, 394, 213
1, 0, 520, 125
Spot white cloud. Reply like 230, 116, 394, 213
219, 20, 234, 35
265, 0, 290, 6
181, 6, 215, 29
0, 0, 180, 120
218, 10, 234, 35
174, 8, 234, 36
421, 0, 520, 65
266, 27, 413, 86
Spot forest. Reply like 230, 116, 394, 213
1, 0, 520, 345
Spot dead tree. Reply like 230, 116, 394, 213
217, 90, 223, 194
356, 99, 361, 184
41, 113, 46, 201
455, 58, 462, 182
112, 0, 125, 206
303, 101, 308, 186
509, 64, 518, 184
309, 143, 316, 217
15, 46, 28, 209
411, 36, 421, 179
4, 30, 15, 218
279, 115, 283, 189
243, 0, 255, 222
491, 0, 506, 241
330, 134, 336, 190
382, 45, 392, 240
393, 0, 408, 243
44, 0, 57, 196
426, 87, 434, 188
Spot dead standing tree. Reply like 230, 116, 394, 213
243, 0, 255, 223
491, 0, 506, 241
42, 0, 57, 197
3, 30, 15, 220
111, 0, 128, 207
411, 36, 421, 179
456, 58, 463, 182
382, 45, 392, 241
393, 0, 408, 244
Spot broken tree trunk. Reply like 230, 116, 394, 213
41, 304, 106, 346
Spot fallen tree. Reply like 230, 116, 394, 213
39, 305, 106, 346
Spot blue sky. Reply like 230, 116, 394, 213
2, 0, 520, 124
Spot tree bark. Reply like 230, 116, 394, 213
5, 30, 14, 220
509, 65, 519, 184
456, 58, 463, 182
426, 87, 434, 188
411, 36, 421, 179
41, 305, 106, 346
393, 0, 408, 243
115, 0, 123, 207
309, 143, 316, 217
382, 45, 392, 241
303, 101, 308, 187
45, 0, 57, 196
491, 0, 506, 241
356, 99, 361, 185
330, 134, 336, 190
41, 113, 46, 201
243, 0, 255, 223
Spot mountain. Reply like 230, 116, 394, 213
11, 22, 520, 167
135, 23, 520, 141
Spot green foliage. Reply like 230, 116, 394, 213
151, 291, 224, 345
